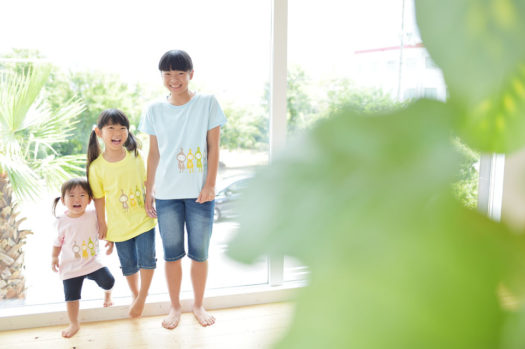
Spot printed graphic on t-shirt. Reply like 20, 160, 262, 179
72, 241, 81, 259
73, 237, 99, 259
177, 148, 186, 172
187, 149, 194, 173
119, 186, 145, 212
175, 147, 206, 174
195, 147, 203, 172
120, 190, 129, 211
135, 186, 144, 208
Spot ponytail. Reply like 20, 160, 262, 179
52, 197, 61, 217
125, 131, 140, 157
86, 129, 100, 178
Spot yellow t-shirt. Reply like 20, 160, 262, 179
88, 151, 156, 242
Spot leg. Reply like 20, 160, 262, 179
156, 199, 186, 329
104, 289, 113, 307
129, 269, 155, 318
125, 272, 140, 299
87, 267, 115, 307
129, 227, 157, 318
63, 301, 80, 338
62, 276, 84, 338
115, 239, 140, 313
163, 259, 183, 329
186, 199, 215, 326
191, 260, 215, 326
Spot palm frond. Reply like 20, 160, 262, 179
0, 65, 85, 201
0, 66, 52, 132
0, 153, 41, 199
30, 154, 86, 192
23, 98, 85, 158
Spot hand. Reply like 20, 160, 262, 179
145, 192, 157, 218
98, 224, 107, 240
196, 185, 215, 203
52, 256, 59, 272
105, 241, 114, 255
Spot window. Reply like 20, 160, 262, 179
0, 0, 272, 310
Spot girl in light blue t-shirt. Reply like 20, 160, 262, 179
139, 49, 226, 330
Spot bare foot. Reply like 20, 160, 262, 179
61, 323, 80, 338
103, 291, 113, 307
129, 295, 146, 318
162, 306, 182, 329
193, 305, 215, 327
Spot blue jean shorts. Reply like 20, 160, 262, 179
156, 199, 214, 262
63, 266, 114, 302
115, 227, 156, 276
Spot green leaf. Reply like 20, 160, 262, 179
227, 100, 525, 347
450, 66, 525, 152
415, 0, 525, 152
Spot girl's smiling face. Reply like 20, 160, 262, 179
162, 70, 193, 96
97, 123, 129, 152
62, 185, 91, 218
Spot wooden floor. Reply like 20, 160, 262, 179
0, 302, 293, 349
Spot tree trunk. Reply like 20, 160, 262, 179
0, 173, 32, 300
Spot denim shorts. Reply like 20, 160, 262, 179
63, 267, 115, 302
115, 227, 156, 276
156, 199, 214, 262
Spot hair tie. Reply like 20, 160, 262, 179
92, 124, 97, 131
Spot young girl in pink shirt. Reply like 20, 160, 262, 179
51, 178, 115, 338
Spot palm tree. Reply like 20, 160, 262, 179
0, 65, 85, 299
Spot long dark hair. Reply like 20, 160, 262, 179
86, 108, 140, 178
52, 178, 93, 217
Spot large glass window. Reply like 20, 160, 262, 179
0, 0, 481, 317
0, 0, 271, 309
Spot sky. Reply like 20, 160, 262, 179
0, 0, 416, 105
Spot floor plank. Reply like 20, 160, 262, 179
0, 302, 294, 349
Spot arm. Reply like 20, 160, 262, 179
196, 126, 221, 203
145, 135, 160, 218
51, 246, 61, 272
93, 197, 107, 239
93, 197, 114, 254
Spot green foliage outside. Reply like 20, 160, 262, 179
228, 1, 525, 348
453, 138, 480, 209
0, 66, 84, 200
42, 70, 156, 155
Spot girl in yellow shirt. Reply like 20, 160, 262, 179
87, 109, 157, 318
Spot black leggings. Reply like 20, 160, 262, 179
63, 267, 114, 302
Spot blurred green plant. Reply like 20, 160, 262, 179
228, 0, 525, 348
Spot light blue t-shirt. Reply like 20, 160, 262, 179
139, 94, 227, 199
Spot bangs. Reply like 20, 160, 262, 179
62, 178, 93, 199
98, 109, 130, 128
158, 50, 193, 72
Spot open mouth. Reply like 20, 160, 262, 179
73, 204, 81, 208
111, 139, 122, 145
